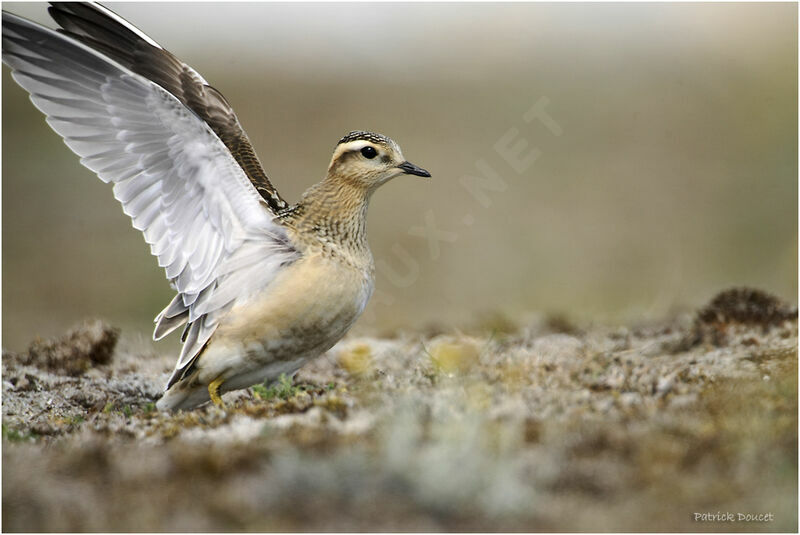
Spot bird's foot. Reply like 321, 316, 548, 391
208, 377, 225, 408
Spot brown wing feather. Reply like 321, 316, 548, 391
47, 2, 289, 213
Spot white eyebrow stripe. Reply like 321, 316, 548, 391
331, 139, 381, 162
339, 140, 378, 152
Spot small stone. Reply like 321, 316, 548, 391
338, 343, 373, 376
656, 375, 674, 397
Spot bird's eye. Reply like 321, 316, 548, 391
360, 146, 377, 159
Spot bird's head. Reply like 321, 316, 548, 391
327, 130, 430, 192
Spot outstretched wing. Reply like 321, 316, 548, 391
2, 7, 300, 387
47, 1, 289, 213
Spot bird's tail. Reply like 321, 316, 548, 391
156, 382, 211, 411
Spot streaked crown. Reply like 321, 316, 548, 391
336, 130, 393, 148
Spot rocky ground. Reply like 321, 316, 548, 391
2, 288, 797, 532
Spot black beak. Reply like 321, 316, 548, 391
397, 161, 431, 178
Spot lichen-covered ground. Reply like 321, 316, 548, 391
2, 289, 797, 532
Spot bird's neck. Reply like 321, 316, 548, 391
284, 177, 372, 254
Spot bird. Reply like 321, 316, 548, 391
2, 3, 431, 411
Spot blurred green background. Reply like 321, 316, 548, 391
2, 2, 797, 351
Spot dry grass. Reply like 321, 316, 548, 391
2, 291, 797, 531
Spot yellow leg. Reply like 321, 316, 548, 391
208, 377, 225, 408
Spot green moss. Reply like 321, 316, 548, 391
252, 373, 304, 401
101, 402, 135, 417
1, 424, 38, 442
66, 414, 85, 426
